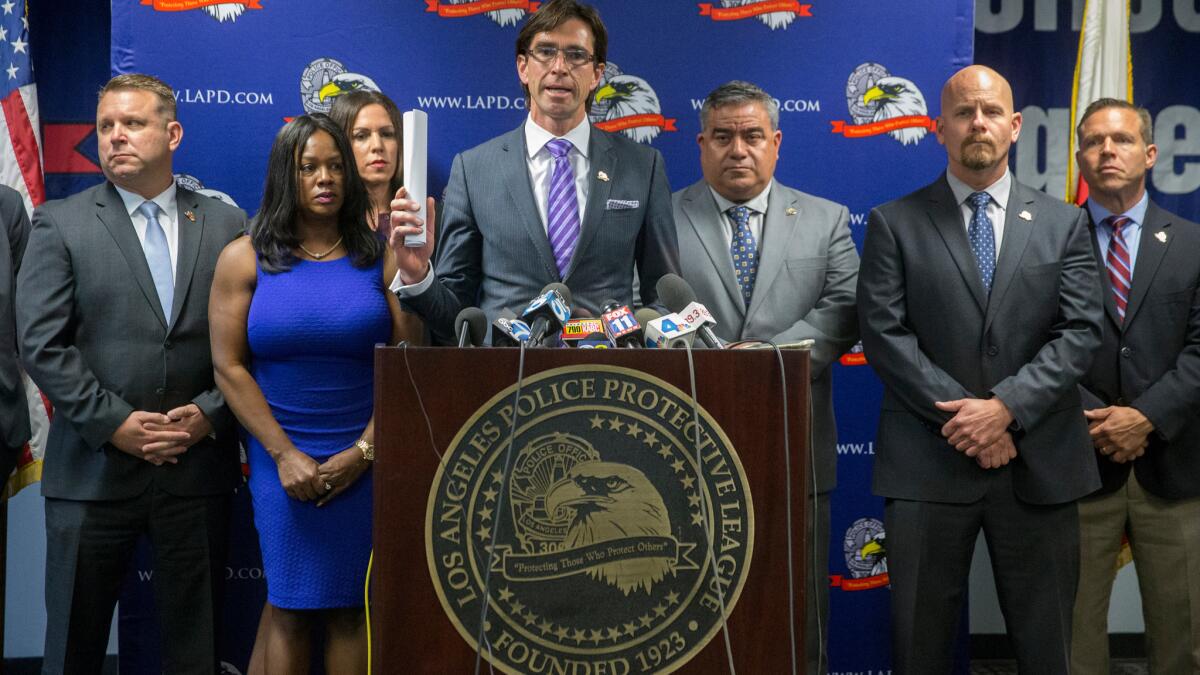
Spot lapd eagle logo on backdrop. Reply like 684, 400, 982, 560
830, 62, 936, 146
140, 0, 261, 22
174, 174, 239, 208
427, 366, 753, 674
696, 0, 814, 27
721, 0, 800, 29
830, 517, 890, 592
298, 58, 381, 115
425, 0, 538, 25
589, 63, 677, 144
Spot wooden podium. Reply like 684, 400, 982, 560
372, 347, 810, 673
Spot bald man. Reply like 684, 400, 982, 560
857, 65, 1104, 673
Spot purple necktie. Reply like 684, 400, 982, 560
545, 138, 580, 279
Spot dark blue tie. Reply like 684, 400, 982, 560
967, 191, 996, 293
728, 205, 758, 308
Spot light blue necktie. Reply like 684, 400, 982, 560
138, 200, 174, 319
728, 205, 758, 308
967, 191, 996, 293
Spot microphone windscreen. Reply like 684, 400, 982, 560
540, 282, 573, 310
633, 307, 661, 328
655, 273, 697, 314
455, 307, 488, 347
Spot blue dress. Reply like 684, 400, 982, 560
246, 255, 391, 609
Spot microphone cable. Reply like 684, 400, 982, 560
682, 342, 738, 674
474, 339, 529, 675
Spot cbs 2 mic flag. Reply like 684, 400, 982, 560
1, 0, 44, 213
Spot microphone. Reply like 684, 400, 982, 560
600, 300, 643, 348
492, 309, 532, 346
655, 274, 724, 349
633, 308, 661, 347
645, 312, 701, 349
455, 307, 488, 347
560, 318, 607, 346
521, 282, 573, 347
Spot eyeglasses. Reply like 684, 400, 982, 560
525, 44, 594, 68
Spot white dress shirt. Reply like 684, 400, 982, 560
114, 182, 180, 278
946, 169, 1011, 260
392, 115, 593, 297
707, 180, 773, 253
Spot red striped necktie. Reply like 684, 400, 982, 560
1103, 215, 1132, 323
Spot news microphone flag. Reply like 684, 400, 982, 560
2, 0, 49, 498
1067, 0, 1132, 204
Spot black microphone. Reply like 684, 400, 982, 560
455, 307, 488, 347
600, 300, 643, 348
632, 308, 661, 348
655, 274, 724, 349
491, 308, 532, 346
520, 282, 573, 347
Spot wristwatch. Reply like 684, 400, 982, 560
356, 438, 375, 462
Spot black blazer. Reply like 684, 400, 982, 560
0, 186, 31, 476
17, 182, 245, 500
858, 175, 1104, 505
1080, 201, 1200, 500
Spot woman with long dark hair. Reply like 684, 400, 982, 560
210, 113, 412, 673
329, 90, 403, 227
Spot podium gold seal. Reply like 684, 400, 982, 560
426, 366, 754, 674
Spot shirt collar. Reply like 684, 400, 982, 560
524, 115, 591, 160
114, 181, 178, 220
708, 180, 774, 216
945, 169, 1011, 212
1086, 191, 1149, 230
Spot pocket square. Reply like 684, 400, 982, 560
606, 199, 639, 210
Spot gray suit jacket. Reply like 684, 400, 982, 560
1080, 201, 1200, 499
17, 182, 245, 500
408, 123, 679, 344
673, 179, 859, 494
858, 174, 1104, 505
0, 186, 31, 475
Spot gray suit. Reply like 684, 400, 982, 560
407, 123, 679, 343
858, 174, 1103, 674
17, 181, 244, 672
673, 179, 859, 675
0, 186, 31, 478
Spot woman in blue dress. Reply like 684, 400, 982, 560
210, 113, 417, 674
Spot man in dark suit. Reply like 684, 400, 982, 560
386, 0, 678, 343
672, 80, 858, 674
16, 74, 245, 673
1069, 98, 1200, 675
0, 186, 30, 481
857, 65, 1103, 674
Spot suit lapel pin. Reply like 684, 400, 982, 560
596, 171, 610, 182
786, 207, 798, 215
1018, 210, 1032, 221
184, 210, 196, 222
1155, 231, 1167, 243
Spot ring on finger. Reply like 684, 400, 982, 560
324, 481, 333, 492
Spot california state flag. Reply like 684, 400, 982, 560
1067, 0, 1133, 204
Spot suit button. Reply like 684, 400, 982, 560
155, 388, 166, 395
987, 346, 999, 356
1120, 347, 1132, 358
164, 340, 174, 350
1116, 397, 1127, 405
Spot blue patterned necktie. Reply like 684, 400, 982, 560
138, 200, 174, 318
728, 205, 758, 308
967, 191, 996, 293
544, 138, 580, 279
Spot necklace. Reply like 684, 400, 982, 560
297, 236, 343, 260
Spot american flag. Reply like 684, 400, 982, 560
0, 0, 43, 214
0, 0, 47, 497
